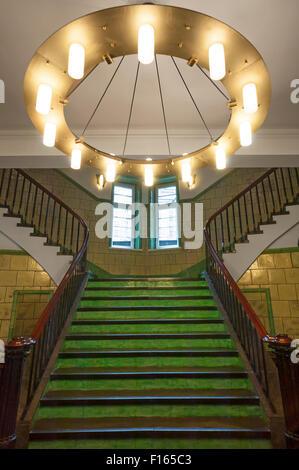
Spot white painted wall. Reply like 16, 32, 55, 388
269, 223, 298, 249
223, 204, 299, 281
0, 209, 73, 284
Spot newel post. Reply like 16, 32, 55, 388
0, 337, 33, 449
268, 334, 299, 449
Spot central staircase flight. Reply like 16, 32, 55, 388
29, 276, 271, 449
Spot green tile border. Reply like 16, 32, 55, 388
241, 288, 275, 336
0, 249, 27, 255
263, 247, 299, 254
8, 290, 54, 341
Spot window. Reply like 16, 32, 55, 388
156, 184, 179, 249
111, 184, 134, 248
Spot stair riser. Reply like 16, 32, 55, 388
79, 300, 216, 308
30, 429, 270, 440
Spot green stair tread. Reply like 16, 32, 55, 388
84, 286, 210, 291
30, 274, 270, 449
59, 348, 238, 357
89, 277, 204, 282
65, 332, 230, 340
29, 438, 272, 449
82, 295, 213, 301
77, 306, 218, 311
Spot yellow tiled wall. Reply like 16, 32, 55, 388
0, 253, 56, 342
238, 250, 299, 338
12, 292, 52, 339
26, 168, 267, 276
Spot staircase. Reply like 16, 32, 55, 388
0, 208, 73, 284
222, 204, 299, 281
29, 276, 271, 449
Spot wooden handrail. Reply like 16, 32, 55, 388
15, 170, 90, 340
204, 225, 269, 339
16, 169, 86, 225
204, 168, 277, 340
208, 168, 274, 221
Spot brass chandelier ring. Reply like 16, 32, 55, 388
24, 4, 271, 175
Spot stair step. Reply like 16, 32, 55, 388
59, 348, 239, 358
40, 389, 259, 407
82, 295, 213, 301
71, 319, 223, 326
85, 286, 210, 291
30, 416, 270, 440
89, 277, 204, 282
51, 366, 248, 380
77, 306, 218, 312
65, 332, 230, 341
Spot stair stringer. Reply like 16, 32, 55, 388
222, 204, 299, 281
0, 208, 73, 284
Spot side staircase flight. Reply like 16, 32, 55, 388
29, 276, 272, 449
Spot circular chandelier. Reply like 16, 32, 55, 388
24, 4, 271, 187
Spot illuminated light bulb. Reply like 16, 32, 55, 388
144, 166, 154, 187
43, 122, 56, 147
68, 44, 85, 79
71, 149, 81, 169
182, 160, 191, 183
106, 161, 116, 182
209, 43, 226, 80
138, 24, 155, 65
240, 121, 252, 146
215, 147, 226, 170
96, 174, 105, 190
242, 83, 258, 114
146, 157, 152, 161
36, 84, 52, 115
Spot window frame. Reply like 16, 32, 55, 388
110, 178, 142, 250
149, 177, 181, 250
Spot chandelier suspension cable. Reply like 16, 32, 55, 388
122, 61, 140, 156
81, 56, 125, 136
155, 55, 171, 155
196, 63, 229, 101
171, 56, 213, 142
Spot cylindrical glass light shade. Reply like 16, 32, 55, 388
43, 122, 56, 147
240, 121, 252, 146
242, 83, 258, 114
215, 147, 226, 170
36, 84, 52, 115
71, 149, 81, 170
68, 44, 85, 79
138, 25, 155, 65
209, 43, 226, 80
106, 162, 116, 183
144, 166, 154, 187
182, 160, 191, 183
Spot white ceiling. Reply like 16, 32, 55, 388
0, 0, 298, 160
